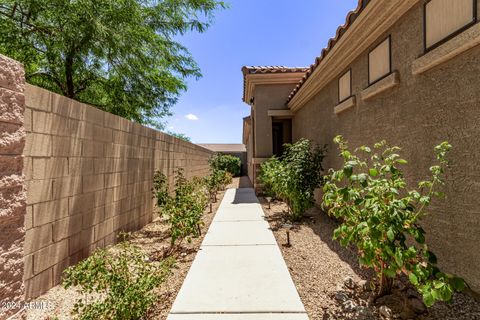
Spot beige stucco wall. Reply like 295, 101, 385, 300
293, 2, 480, 292
20, 84, 213, 299
0, 55, 27, 319
253, 84, 297, 158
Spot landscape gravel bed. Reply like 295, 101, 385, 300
26, 178, 240, 320
261, 198, 480, 320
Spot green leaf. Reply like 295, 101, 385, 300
394, 251, 404, 267
423, 291, 435, 307
450, 277, 466, 291
409, 273, 419, 286
369, 168, 378, 177
344, 166, 353, 178
387, 229, 395, 242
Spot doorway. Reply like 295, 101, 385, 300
272, 119, 292, 157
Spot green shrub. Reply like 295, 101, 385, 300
63, 240, 174, 320
152, 170, 169, 208
209, 154, 241, 177
259, 138, 327, 221
258, 157, 284, 199
153, 168, 208, 247
322, 136, 465, 306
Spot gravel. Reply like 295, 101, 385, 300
261, 198, 480, 320
27, 178, 240, 320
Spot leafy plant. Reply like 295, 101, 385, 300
258, 157, 284, 199
153, 170, 169, 208
259, 138, 327, 221
63, 240, 174, 320
322, 136, 465, 306
209, 154, 241, 177
154, 168, 208, 247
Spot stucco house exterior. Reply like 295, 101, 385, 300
242, 0, 480, 294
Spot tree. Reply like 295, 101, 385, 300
0, 0, 226, 128
167, 131, 192, 142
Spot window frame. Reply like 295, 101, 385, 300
338, 68, 353, 104
368, 35, 392, 87
424, 0, 478, 52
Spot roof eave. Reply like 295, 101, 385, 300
287, 0, 420, 111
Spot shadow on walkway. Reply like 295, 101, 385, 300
238, 176, 253, 188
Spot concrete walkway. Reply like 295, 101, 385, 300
167, 188, 308, 320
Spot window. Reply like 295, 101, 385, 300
338, 69, 352, 103
368, 36, 391, 85
425, 0, 477, 51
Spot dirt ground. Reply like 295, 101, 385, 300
26, 178, 243, 320
25, 178, 480, 320
260, 198, 480, 320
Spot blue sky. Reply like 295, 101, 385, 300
166, 0, 359, 143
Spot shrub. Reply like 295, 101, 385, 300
258, 157, 284, 199
63, 240, 174, 320
209, 154, 241, 177
152, 170, 169, 208
322, 136, 465, 306
153, 168, 208, 247
259, 138, 327, 221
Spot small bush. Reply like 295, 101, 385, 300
63, 240, 174, 320
259, 138, 327, 221
153, 168, 208, 247
209, 154, 241, 177
322, 136, 465, 306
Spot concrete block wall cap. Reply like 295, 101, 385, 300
360, 71, 400, 101
0, 54, 25, 93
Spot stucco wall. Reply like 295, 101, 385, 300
0, 55, 27, 319
254, 84, 297, 158
293, 2, 480, 292
20, 84, 213, 299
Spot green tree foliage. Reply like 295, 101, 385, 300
209, 153, 241, 177
322, 136, 465, 306
166, 131, 192, 142
63, 239, 174, 320
0, 0, 226, 128
259, 138, 327, 221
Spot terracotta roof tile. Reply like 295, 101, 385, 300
286, 0, 371, 103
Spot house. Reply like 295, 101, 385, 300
242, 0, 480, 294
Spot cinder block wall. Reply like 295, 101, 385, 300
21, 84, 213, 299
0, 55, 27, 319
